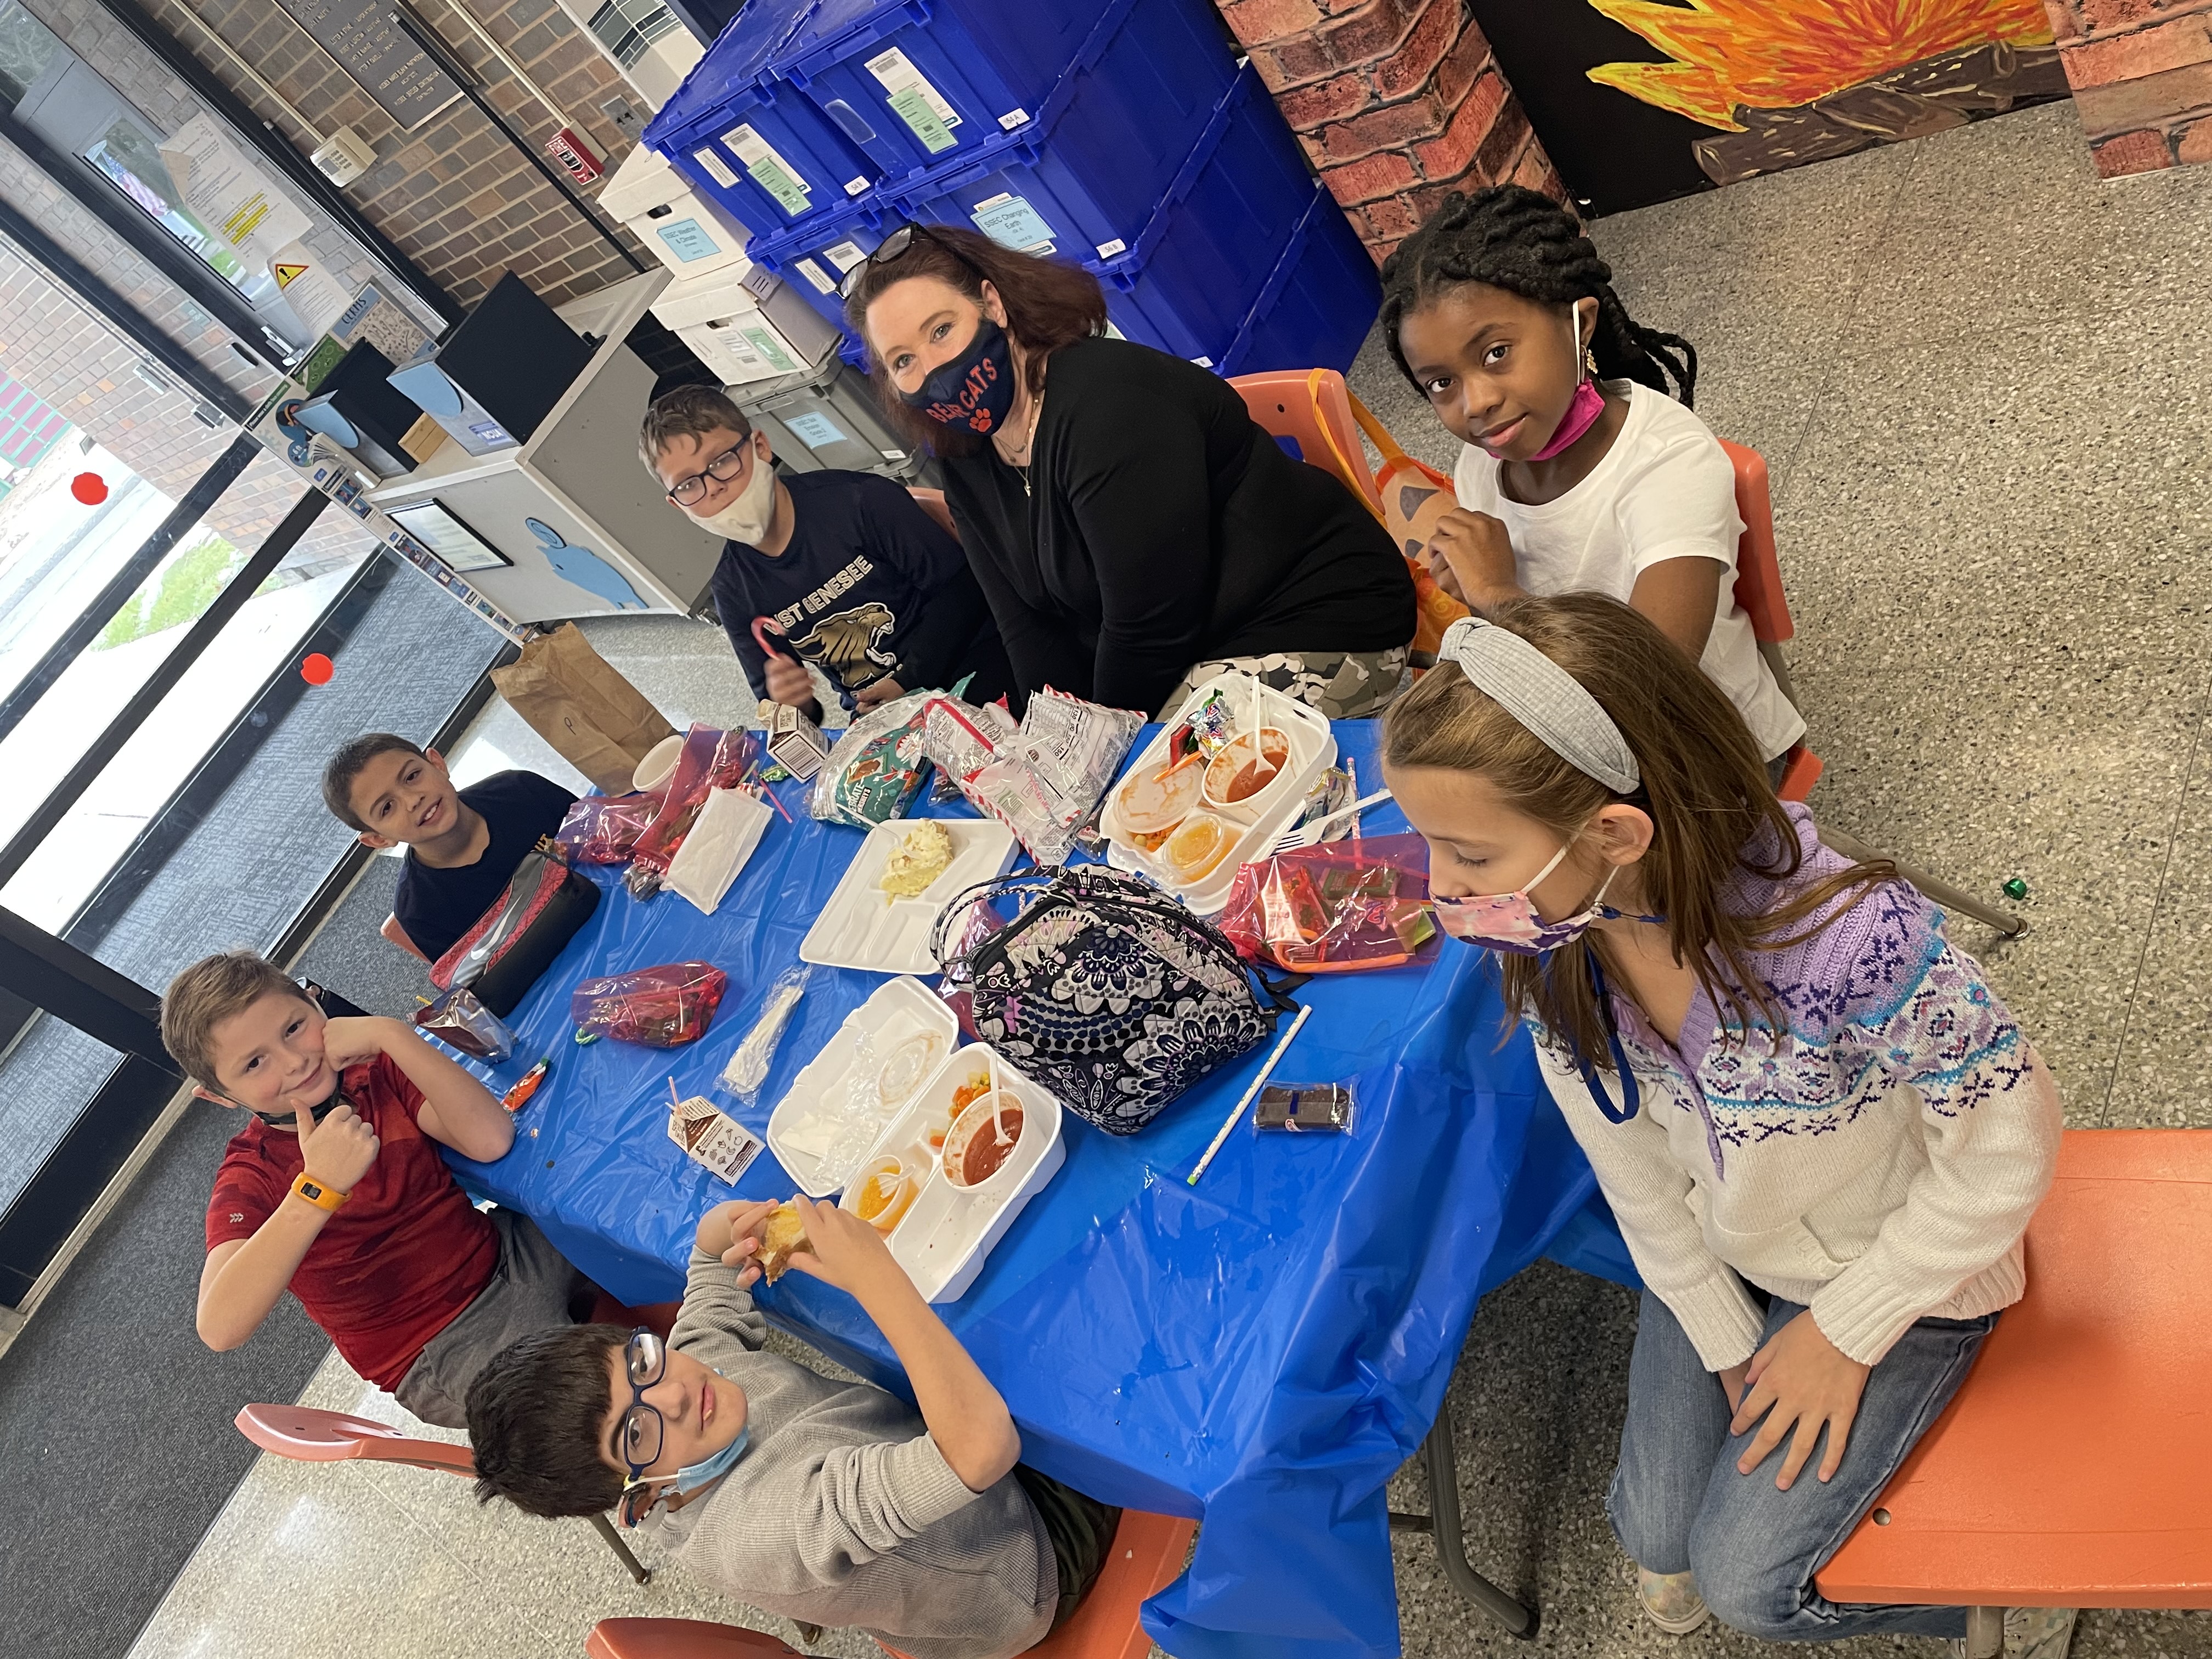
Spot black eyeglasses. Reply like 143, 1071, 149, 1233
836, 222, 935, 300
665, 442, 749, 508
614, 1328, 668, 1498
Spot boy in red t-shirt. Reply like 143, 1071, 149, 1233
165, 950, 586, 1429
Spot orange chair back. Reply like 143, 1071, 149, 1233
1229, 369, 1383, 521
588, 1620, 805, 1658
1718, 438, 1792, 647
878, 1508, 1199, 1659
234, 1402, 475, 1479
909, 487, 958, 542
1816, 1130, 2212, 1610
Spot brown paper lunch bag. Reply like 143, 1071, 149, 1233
489, 623, 677, 794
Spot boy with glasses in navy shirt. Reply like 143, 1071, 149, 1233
642, 384, 1011, 720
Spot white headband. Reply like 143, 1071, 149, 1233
1441, 616, 1641, 794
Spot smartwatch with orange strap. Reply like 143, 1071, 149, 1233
289, 1171, 349, 1212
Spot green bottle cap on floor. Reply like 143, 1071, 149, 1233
2002, 877, 2029, 901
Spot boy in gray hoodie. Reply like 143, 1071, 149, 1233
466, 1197, 1116, 1659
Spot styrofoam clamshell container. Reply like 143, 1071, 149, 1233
766, 974, 957, 1197
800, 817, 1019, 975
838, 1042, 1063, 1302
1100, 672, 1336, 915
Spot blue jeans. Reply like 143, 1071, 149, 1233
1607, 1288, 1995, 1643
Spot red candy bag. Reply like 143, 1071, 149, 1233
1218, 834, 1437, 974
628, 725, 763, 895
569, 961, 729, 1046
555, 793, 661, 865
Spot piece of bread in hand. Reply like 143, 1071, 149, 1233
755, 1202, 812, 1284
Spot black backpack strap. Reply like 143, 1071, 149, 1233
1251, 964, 1307, 1012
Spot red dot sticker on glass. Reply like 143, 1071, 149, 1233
301, 652, 335, 685
71, 473, 108, 505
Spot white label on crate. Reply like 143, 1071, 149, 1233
741, 326, 800, 374
1094, 238, 1127, 259
793, 257, 837, 295
997, 108, 1030, 130
880, 448, 905, 459
692, 146, 739, 189
844, 176, 871, 195
721, 123, 812, 218
786, 411, 848, 449
821, 239, 870, 274
969, 192, 1057, 254
711, 324, 763, 364
1190, 356, 1215, 368
656, 217, 724, 262
866, 47, 959, 153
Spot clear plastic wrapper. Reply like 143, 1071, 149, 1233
628, 726, 764, 896
414, 984, 516, 1062
555, 792, 661, 866
808, 690, 936, 830
719, 963, 812, 1103
923, 687, 1141, 866
1217, 834, 1437, 974
665, 786, 775, 914
568, 960, 729, 1046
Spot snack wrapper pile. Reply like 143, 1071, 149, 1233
1217, 834, 1438, 974
569, 961, 729, 1046
922, 687, 1142, 865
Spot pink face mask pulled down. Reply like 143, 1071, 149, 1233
1525, 300, 1602, 463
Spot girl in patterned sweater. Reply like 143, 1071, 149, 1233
1383, 594, 2070, 1658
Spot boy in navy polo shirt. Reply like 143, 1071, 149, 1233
321, 734, 575, 964
641, 384, 1011, 719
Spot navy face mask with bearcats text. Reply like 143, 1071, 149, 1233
901, 313, 1017, 436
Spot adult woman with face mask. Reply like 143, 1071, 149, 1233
843, 223, 1415, 719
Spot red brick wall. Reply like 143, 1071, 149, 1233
2043, 0, 2212, 172
1217, 0, 1567, 263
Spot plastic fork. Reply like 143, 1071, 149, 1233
1265, 789, 1394, 857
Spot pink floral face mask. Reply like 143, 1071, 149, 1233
1431, 840, 1658, 956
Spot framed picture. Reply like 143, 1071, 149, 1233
383, 498, 510, 574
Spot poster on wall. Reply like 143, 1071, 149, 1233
1467, 0, 2071, 214
157, 115, 313, 270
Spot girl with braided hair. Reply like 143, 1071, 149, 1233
1381, 186, 1804, 779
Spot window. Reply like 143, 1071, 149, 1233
588, 0, 684, 70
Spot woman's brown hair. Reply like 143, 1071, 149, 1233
842, 222, 1108, 458
1382, 592, 1894, 1069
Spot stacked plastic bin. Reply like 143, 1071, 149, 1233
643, 0, 1380, 387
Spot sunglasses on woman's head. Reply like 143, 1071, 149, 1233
837, 222, 959, 300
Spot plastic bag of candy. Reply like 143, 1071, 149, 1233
628, 726, 764, 896
809, 689, 934, 829
555, 792, 661, 866
569, 961, 730, 1046
414, 984, 516, 1062
922, 687, 1141, 865
1217, 834, 1437, 974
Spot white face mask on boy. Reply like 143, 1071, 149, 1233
685, 442, 777, 544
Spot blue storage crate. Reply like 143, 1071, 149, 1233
770, 0, 1233, 189
887, 54, 1293, 276
741, 197, 895, 334
1068, 65, 1316, 365
646, 0, 882, 233
1217, 182, 1381, 378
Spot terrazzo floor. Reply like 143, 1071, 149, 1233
125, 100, 2212, 1659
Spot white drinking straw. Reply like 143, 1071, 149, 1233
1187, 1003, 1311, 1187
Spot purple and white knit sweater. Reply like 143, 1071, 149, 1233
1530, 804, 2062, 1370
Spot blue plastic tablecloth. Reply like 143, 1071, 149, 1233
448, 721, 1629, 1659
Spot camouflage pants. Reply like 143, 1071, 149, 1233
1159, 647, 1409, 721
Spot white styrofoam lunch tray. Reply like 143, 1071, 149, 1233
799, 818, 1020, 976
837, 1042, 1064, 1304
765, 975, 959, 1197
1101, 673, 1337, 915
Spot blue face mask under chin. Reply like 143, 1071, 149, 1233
669, 1421, 749, 1496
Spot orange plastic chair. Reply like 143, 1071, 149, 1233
235, 1402, 652, 1583
381, 913, 429, 962
588, 1622, 805, 1658
1717, 439, 1824, 803
909, 486, 958, 542
1815, 1130, 2212, 1655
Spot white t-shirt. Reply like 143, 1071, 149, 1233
1451, 382, 1805, 762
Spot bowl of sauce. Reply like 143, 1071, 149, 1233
1162, 812, 1233, 881
942, 1091, 1027, 1195
853, 1156, 919, 1235
1116, 757, 1204, 835
1202, 729, 1291, 810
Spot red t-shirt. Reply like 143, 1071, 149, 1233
204, 1053, 499, 1389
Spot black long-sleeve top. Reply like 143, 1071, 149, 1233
940, 337, 1414, 714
